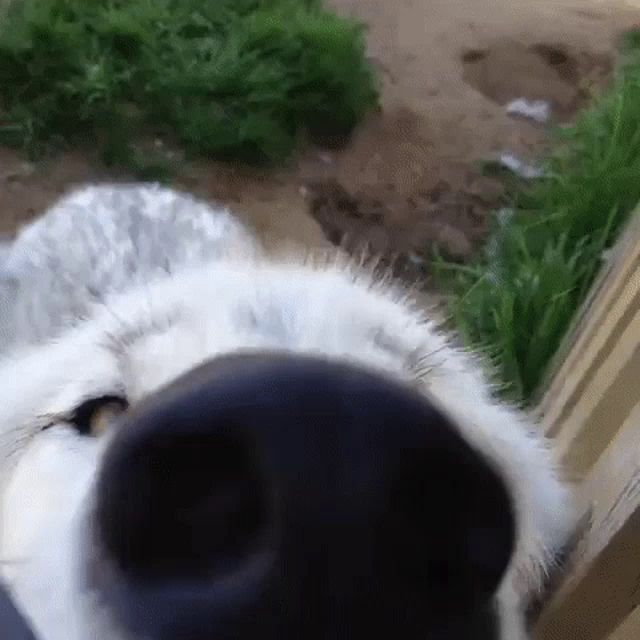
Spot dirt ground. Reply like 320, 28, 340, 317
1, 0, 639, 280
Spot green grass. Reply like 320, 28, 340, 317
0, 0, 379, 173
436, 31, 640, 405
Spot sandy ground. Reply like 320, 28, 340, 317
1, 0, 639, 276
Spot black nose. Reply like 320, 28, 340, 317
93, 352, 515, 640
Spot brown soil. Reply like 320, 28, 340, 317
1, 0, 639, 281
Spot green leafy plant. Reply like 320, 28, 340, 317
0, 0, 379, 173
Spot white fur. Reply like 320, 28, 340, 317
0, 183, 575, 640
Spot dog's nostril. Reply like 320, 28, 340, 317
97, 430, 270, 583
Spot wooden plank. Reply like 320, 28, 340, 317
533, 213, 640, 638
608, 607, 640, 640
538, 210, 640, 437
537, 208, 640, 420
534, 402, 640, 640
554, 302, 640, 474
540, 213, 638, 408
540, 208, 640, 406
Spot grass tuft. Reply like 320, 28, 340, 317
0, 0, 379, 172
435, 31, 640, 404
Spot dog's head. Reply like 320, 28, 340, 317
0, 208, 573, 640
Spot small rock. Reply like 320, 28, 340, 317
3, 162, 35, 182
467, 176, 505, 203
423, 179, 450, 204
434, 225, 473, 261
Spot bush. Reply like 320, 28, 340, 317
0, 0, 379, 168
436, 31, 640, 404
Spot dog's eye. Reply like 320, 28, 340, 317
67, 395, 129, 437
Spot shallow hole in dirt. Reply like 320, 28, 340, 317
460, 39, 585, 115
